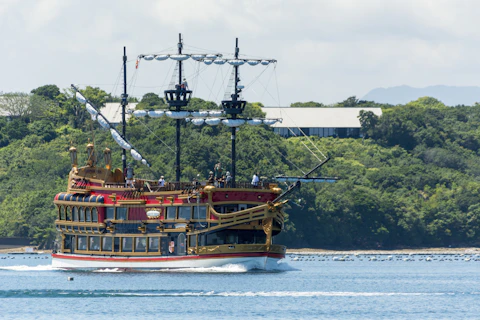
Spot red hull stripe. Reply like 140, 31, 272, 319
52, 252, 285, 262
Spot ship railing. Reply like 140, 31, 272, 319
103, 180, 274, 191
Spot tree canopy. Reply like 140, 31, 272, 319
1, 90, 480, 249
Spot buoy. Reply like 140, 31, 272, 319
67, 277, 74, 281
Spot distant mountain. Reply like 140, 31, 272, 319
362, 85, 480, 106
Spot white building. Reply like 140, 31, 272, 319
261, 107, 383, 138
101, 102, 138, 125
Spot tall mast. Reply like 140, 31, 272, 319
164, 33, 192, 184
221, 38, 247, 188
121, 46, 128, 174
232, 38, 239, 187
176, 33, 182, 182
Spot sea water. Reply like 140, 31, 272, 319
0, 253, 478, 319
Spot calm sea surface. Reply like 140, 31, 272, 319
0, 253, 478, 320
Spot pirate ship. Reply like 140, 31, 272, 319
51, 35, 334, 270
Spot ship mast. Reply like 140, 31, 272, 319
121, 46, 128, 174
164, 33, 192, 183
221, 38, 246, 187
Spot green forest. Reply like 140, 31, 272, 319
0, 86, 479, 249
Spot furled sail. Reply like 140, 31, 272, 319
144, 55, 155, 61
222, 119, 245, 127
247, 119, 263, 126
110, 129, 131, 150
228, 59, 245, 66
191, 111, 209, 118
261, 60, 270, 65
203, 59, 214, 65
206, 54, 220, 59
169, 54, 190, 61
75, 92, 86, 104
247, 60, 260, 66
191, 54, 205, 61
213, 59, 227, 65
166, 111, 191, 119
96, 115, 110, 129
148, 110, 164, 118
263, 119, 279, 126
154, 55, 169, 61
85, 103, 98, 117
133, 110, 147, 117
208, 110, 224, 117
205, 118, 221, 126
130, 149, 142, 161
191, 119, 205, 126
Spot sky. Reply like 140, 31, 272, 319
1, 0, 480, 106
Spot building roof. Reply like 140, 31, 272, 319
261, 107, 383, 128
102, 102, 137, 124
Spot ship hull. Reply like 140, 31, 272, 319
51, 252, 284, 270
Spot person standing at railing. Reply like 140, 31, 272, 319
251, 172, 259, 188
125, 163, 135, 188
225, 171, 232, 188
158, 176, 165, 187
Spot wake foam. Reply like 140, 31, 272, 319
0, 265, 60, 271
0, 289, 473, 298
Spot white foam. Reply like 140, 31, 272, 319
0, 265, 60, 271
156, 263, 250, 273
92, 268, 125, 273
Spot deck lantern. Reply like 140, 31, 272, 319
103, 148, 112, 170
69, 146, 77, 168
86, 143, 96, 167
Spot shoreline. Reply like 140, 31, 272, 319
286, 247, 480, 255
1, 246, 479, 255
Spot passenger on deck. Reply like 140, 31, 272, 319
125, 163, 135, 187
219, 175, 225, 188
225, 171, 232, 188
158, 175, 165, 187
181, 78, 189, 90
214, 162, 223, 181
208, 171, 214, 185
251, 172, 259, 188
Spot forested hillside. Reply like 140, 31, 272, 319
0, 86, 479, 249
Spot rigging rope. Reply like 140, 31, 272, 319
136, 119, 175, 153
257, 131, 306, 175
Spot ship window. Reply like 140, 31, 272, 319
178, 206, 191, 220
238, 230, 266, 244
117, 207, 127, 220
224, 205, 236, 214
79, 207, 85, 222
166, 207, 176, 220
73, 226, 79, 232
102, 237, 112, 251
77, 236, 87, 250
135, 237, 146, 252
193, 206, 206, 219
189, 235, 197, 247
64, 236, 72, 250
65, 207, 71, 221
60, 206, 65, 220
89, 236, 100, 251
122, 237, 133, 252
92, 208, 98, 222
72, 207, 79, 221
105, 207, 115, 220
199, 234, 206, 246
148, 238, 159, 252
67, 226, 73, 232
177, 234, 186, 255
114, 238, 120, 252
85, 208, 91, 222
